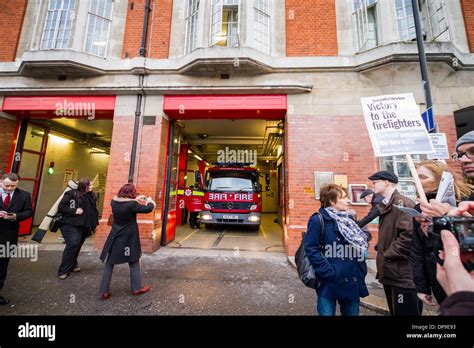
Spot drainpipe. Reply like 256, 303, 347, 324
128, 0, 151, 183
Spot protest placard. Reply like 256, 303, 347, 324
360, 93, 434, 157
361, 93, 435, 203
427, 133, 450, 160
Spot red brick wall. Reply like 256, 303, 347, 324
285, 0, 338, 57
284, 114, 459, 257
461, 0, 474, 53
121, 0, 173, 59
94, 112, 168, 253
0, 0, 28, 61
0, 116, 17, 175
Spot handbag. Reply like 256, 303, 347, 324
49, 213, 63, 232
107, 214, 114, 226
294, 212, 325, 289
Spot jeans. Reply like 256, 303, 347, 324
317, 296, 360, 316
58, 225, 89, 276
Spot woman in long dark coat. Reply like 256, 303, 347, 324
99, 183, 156, 300
57, 178, 98, 279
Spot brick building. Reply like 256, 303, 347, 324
0, 0, 473, 257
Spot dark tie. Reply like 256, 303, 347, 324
3, 193, 11, 208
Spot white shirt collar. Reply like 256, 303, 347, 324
2, 190, 14, 198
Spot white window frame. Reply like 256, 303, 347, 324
353, 0, 378, 52
423, 0, 450, 41
210, 0, 240, 47
395, 0, 419, 41
253, 0, 270, 54
185, 0, 200, 53
83, 0, 114, 58
40, 0, 76, 50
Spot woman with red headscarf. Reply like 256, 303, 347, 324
99, 183, 156, 300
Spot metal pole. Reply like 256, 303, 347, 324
412, 0, 436, 133
128, 0, 151, 182
128, 91, 143, 183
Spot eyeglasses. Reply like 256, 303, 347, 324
452, 149, 474, 161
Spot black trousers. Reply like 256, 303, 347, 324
383, 284, 422, 316
0, 257, 10, 289
58, 225, 89, 276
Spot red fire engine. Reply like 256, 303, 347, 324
198, 162, 262, 230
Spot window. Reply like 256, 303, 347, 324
396, 0, 418, 41
424, 0, 449, 41
84, 0, 114, 57
41, 0, 76, 49
396, 0, 449, 42
379, 155, 426, 200
353, 0, 378, 51
253, 0, 270, 54
210, 0, 240, 47
185, 0, 200, 53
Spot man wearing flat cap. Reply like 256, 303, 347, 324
369, 170, 419, 316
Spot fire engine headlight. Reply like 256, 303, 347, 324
204, 203, 212, 210
248, 215, 260, 222
201, 214, 213, 221
249, 204, 258, 211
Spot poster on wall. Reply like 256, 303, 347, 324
314, 172, 334, 200
348, 184, 368, 205
63, 169, 78, 190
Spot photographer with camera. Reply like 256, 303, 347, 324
411, 161, 472, 309
435, 201, 474, 315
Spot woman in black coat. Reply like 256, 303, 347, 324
99, 183, 156, 300
57, 178, 98, 279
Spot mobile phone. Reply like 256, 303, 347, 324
6, 213, 14, 216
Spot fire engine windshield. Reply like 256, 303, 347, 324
207, 171, 259, 192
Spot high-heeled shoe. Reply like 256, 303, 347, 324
132, 285, 150, 296
101, 292, 111, 300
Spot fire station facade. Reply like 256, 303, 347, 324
1, 0, 474, 256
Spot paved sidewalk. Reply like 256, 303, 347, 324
0, 245, 379, 316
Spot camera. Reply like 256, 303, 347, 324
433, 216, 474, 272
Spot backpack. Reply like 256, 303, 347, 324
294, 212, 325, 289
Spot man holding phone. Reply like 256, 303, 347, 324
0, 173, 33, 305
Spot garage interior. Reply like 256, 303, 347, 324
167, 119, 285, 253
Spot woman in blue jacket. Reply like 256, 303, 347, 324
304, 184, 369, 316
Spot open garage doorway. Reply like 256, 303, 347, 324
168, 119, 285, 254
2, 96, 115, 244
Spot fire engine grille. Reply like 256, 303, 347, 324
210, 202, 253, 210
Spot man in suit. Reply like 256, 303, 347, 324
0, 173, 33, 305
